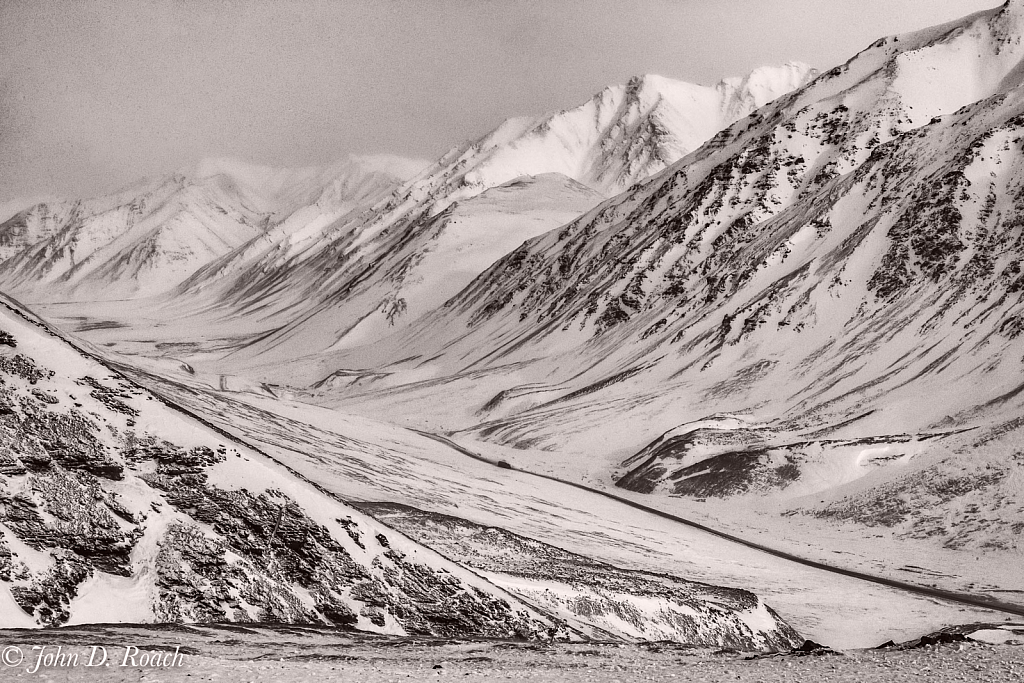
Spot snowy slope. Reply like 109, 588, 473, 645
0, 295, 806, 650
12, 2, 1024, 648
286, 1, 1024, 559
192, 155, 429, 221
162, 63, 814, 363
456, 62, 816, 198
91, 362, 1012, 649
0, 64, 811, 318
0, 156, 422, 301
0, 295, 556, 634
0, 198, 49, 227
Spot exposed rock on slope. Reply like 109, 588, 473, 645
152, 64, 815, 359
306, 1, 1024, 555
0, 295, 802, 650
358, 502, 801, 649
0, 297, 549, 634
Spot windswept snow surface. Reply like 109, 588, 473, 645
85, 369, 1014, 649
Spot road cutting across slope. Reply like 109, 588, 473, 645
411, 429, 1024, 620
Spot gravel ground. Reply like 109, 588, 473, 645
0, 625, 1021, 682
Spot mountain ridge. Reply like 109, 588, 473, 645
269, 0, 1024, 567
153, 63, 815, 362
0, 155, 426, 301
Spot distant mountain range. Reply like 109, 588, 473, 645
0, 155, 426, 300
0, 64, 813, 327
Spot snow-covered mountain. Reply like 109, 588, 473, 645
0, 63, 812, 327
290, 1, 1024, 560
191, 155, 430, 220
0, 156, 424, 301
444, 62, 816, 198
158, 63, 814, 364
0, 198, 49, 227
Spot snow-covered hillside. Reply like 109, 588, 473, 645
0, 63, 812, 355
93, 359, 1011, 649
0, 295, 551, 634
158, 63, 814, 362
451, 62, 815, 198
0, 156, 423, 301
282, 1, 1024, 562
0, 294, 806, 648
10, 3, 1024, 642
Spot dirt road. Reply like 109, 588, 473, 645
412, 430, 1024, 620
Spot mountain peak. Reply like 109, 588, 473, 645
717, 62, 817, 118
624, 73, 675, 93
456, 64, 814, 198
724, 61, 816, 91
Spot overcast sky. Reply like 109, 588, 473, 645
0, 0, 997, 203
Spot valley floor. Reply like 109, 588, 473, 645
0, 625, 1020, 683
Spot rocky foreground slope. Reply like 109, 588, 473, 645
0, 294, 800, 650
0, 297, 554, 635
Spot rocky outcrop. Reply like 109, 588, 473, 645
0, 302, 548, 636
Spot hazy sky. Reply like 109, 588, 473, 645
0, 0, 997, 203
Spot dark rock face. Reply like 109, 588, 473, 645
9, 553, 91, 625
615, 427, 802, 497
19, 470, 139, 575
30, 389, 58, 405
17, 405, 124, 479
141, 449, 372, 624
78, 376, 139, 417
142, 479, 540, 637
